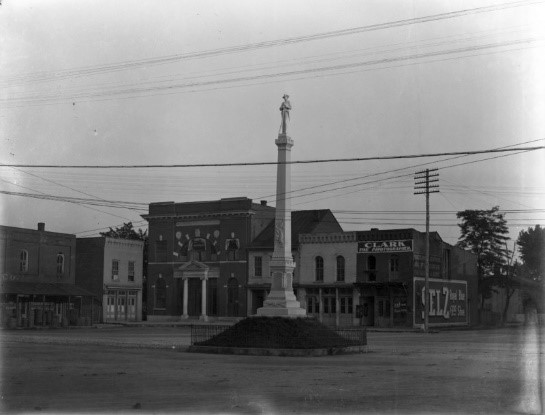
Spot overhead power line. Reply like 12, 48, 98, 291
1, 146, 543, 169
3, 0, 541, 87
4, 37, 541, 107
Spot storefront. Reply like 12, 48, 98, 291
0, 280, 96, 328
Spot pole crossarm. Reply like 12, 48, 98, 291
413, 168, 440, 332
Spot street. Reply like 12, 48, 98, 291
1, 325, 543, 414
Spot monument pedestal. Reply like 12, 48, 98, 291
257, 258, 306, 317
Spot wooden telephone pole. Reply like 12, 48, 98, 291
414, 168, 439, 332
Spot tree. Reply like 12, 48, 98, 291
456, 206, 510, 310
517, 225, 545, 281
100, 221, 147, 241
495, 243, 520, 325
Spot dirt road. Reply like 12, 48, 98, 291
1, 326, 543, 414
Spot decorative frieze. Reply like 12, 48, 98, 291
299, 232, 357, 244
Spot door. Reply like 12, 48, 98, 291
227, 277, 239, 317
127, 292, 137, 321
376, 297, 391, 327
116, 291, 126, 321
105, 292, 116, 321
188, 279, 201, 316
362, 296, 375, 326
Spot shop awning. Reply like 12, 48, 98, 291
0, 281, 95, 297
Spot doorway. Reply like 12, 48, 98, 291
227, 277, 239, 317
188, 279, 202, 316
361, 296, 375, 326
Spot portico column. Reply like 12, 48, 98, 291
200, 277, 208, 322
181, 277, 189, 320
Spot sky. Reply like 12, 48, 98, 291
1, 0, 544, 249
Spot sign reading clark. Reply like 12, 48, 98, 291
358, 240, 412, 253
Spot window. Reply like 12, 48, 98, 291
315, 256, 324, 282
254, 256, 262, 277
128, 261, 135, 282
112, 260, 119, 280
340, 296, 353, 314
389, 255, 400, 281
336, 256, 345, 282
389, 255, 399, 272
367, 255, 376, 281
207, 278, 218, 316
19, 250, 28, 272
56, 253, 65, 277
306, 296, 320, 314
155, 277, 166, 309
155, 240, 168, 262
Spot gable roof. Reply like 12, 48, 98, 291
249, 210, 342, 250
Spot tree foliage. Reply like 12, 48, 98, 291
456, 206, 510, 307
517, 225, 545, 281
100, 222, 147, 240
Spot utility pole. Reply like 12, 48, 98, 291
414, 168, 439, 332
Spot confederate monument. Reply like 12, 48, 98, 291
257, 95, 307, 317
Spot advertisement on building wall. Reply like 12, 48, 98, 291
413, 278, 468, 327
357, 240, 413, 253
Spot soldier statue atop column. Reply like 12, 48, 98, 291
279, 94, 291, 135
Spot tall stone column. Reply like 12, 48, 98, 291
257, 95, 306, 318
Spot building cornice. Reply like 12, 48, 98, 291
141, 210, 255, 221
299, 232, 357, 244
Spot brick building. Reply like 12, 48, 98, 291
246, 210, 343, 315
142, 197, 275, 321
76, 237, 144, 322
297, 228, 479, 328
0, 223, 94, 328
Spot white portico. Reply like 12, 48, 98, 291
174, 261, 210, 321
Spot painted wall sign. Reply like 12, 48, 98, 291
358, 240, 413, 253
413, 278, 468, 326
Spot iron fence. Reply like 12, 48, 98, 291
190, 324, 366, 348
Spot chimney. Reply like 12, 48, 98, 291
260, 200, 267, 206
38, 222, 45, 231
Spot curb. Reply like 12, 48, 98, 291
187, 345, 367, 357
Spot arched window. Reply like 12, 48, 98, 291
336, 256, 345, 282
227, 277, 239, 317
56, 253, 65, 277
19, 250, 28, 272
315, 256, 324, 282
367, 255, 376, 281
155, 277, 166, 309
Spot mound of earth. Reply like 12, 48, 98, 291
196, 317, 360, 349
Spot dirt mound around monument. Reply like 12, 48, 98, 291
196, 317, 360, 349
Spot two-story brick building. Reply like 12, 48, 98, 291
142, 197, 275, 321
246, 209, 344, 315
297, 228, 478, 328
0, 223, 95, 328
76, 237, 144, 322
